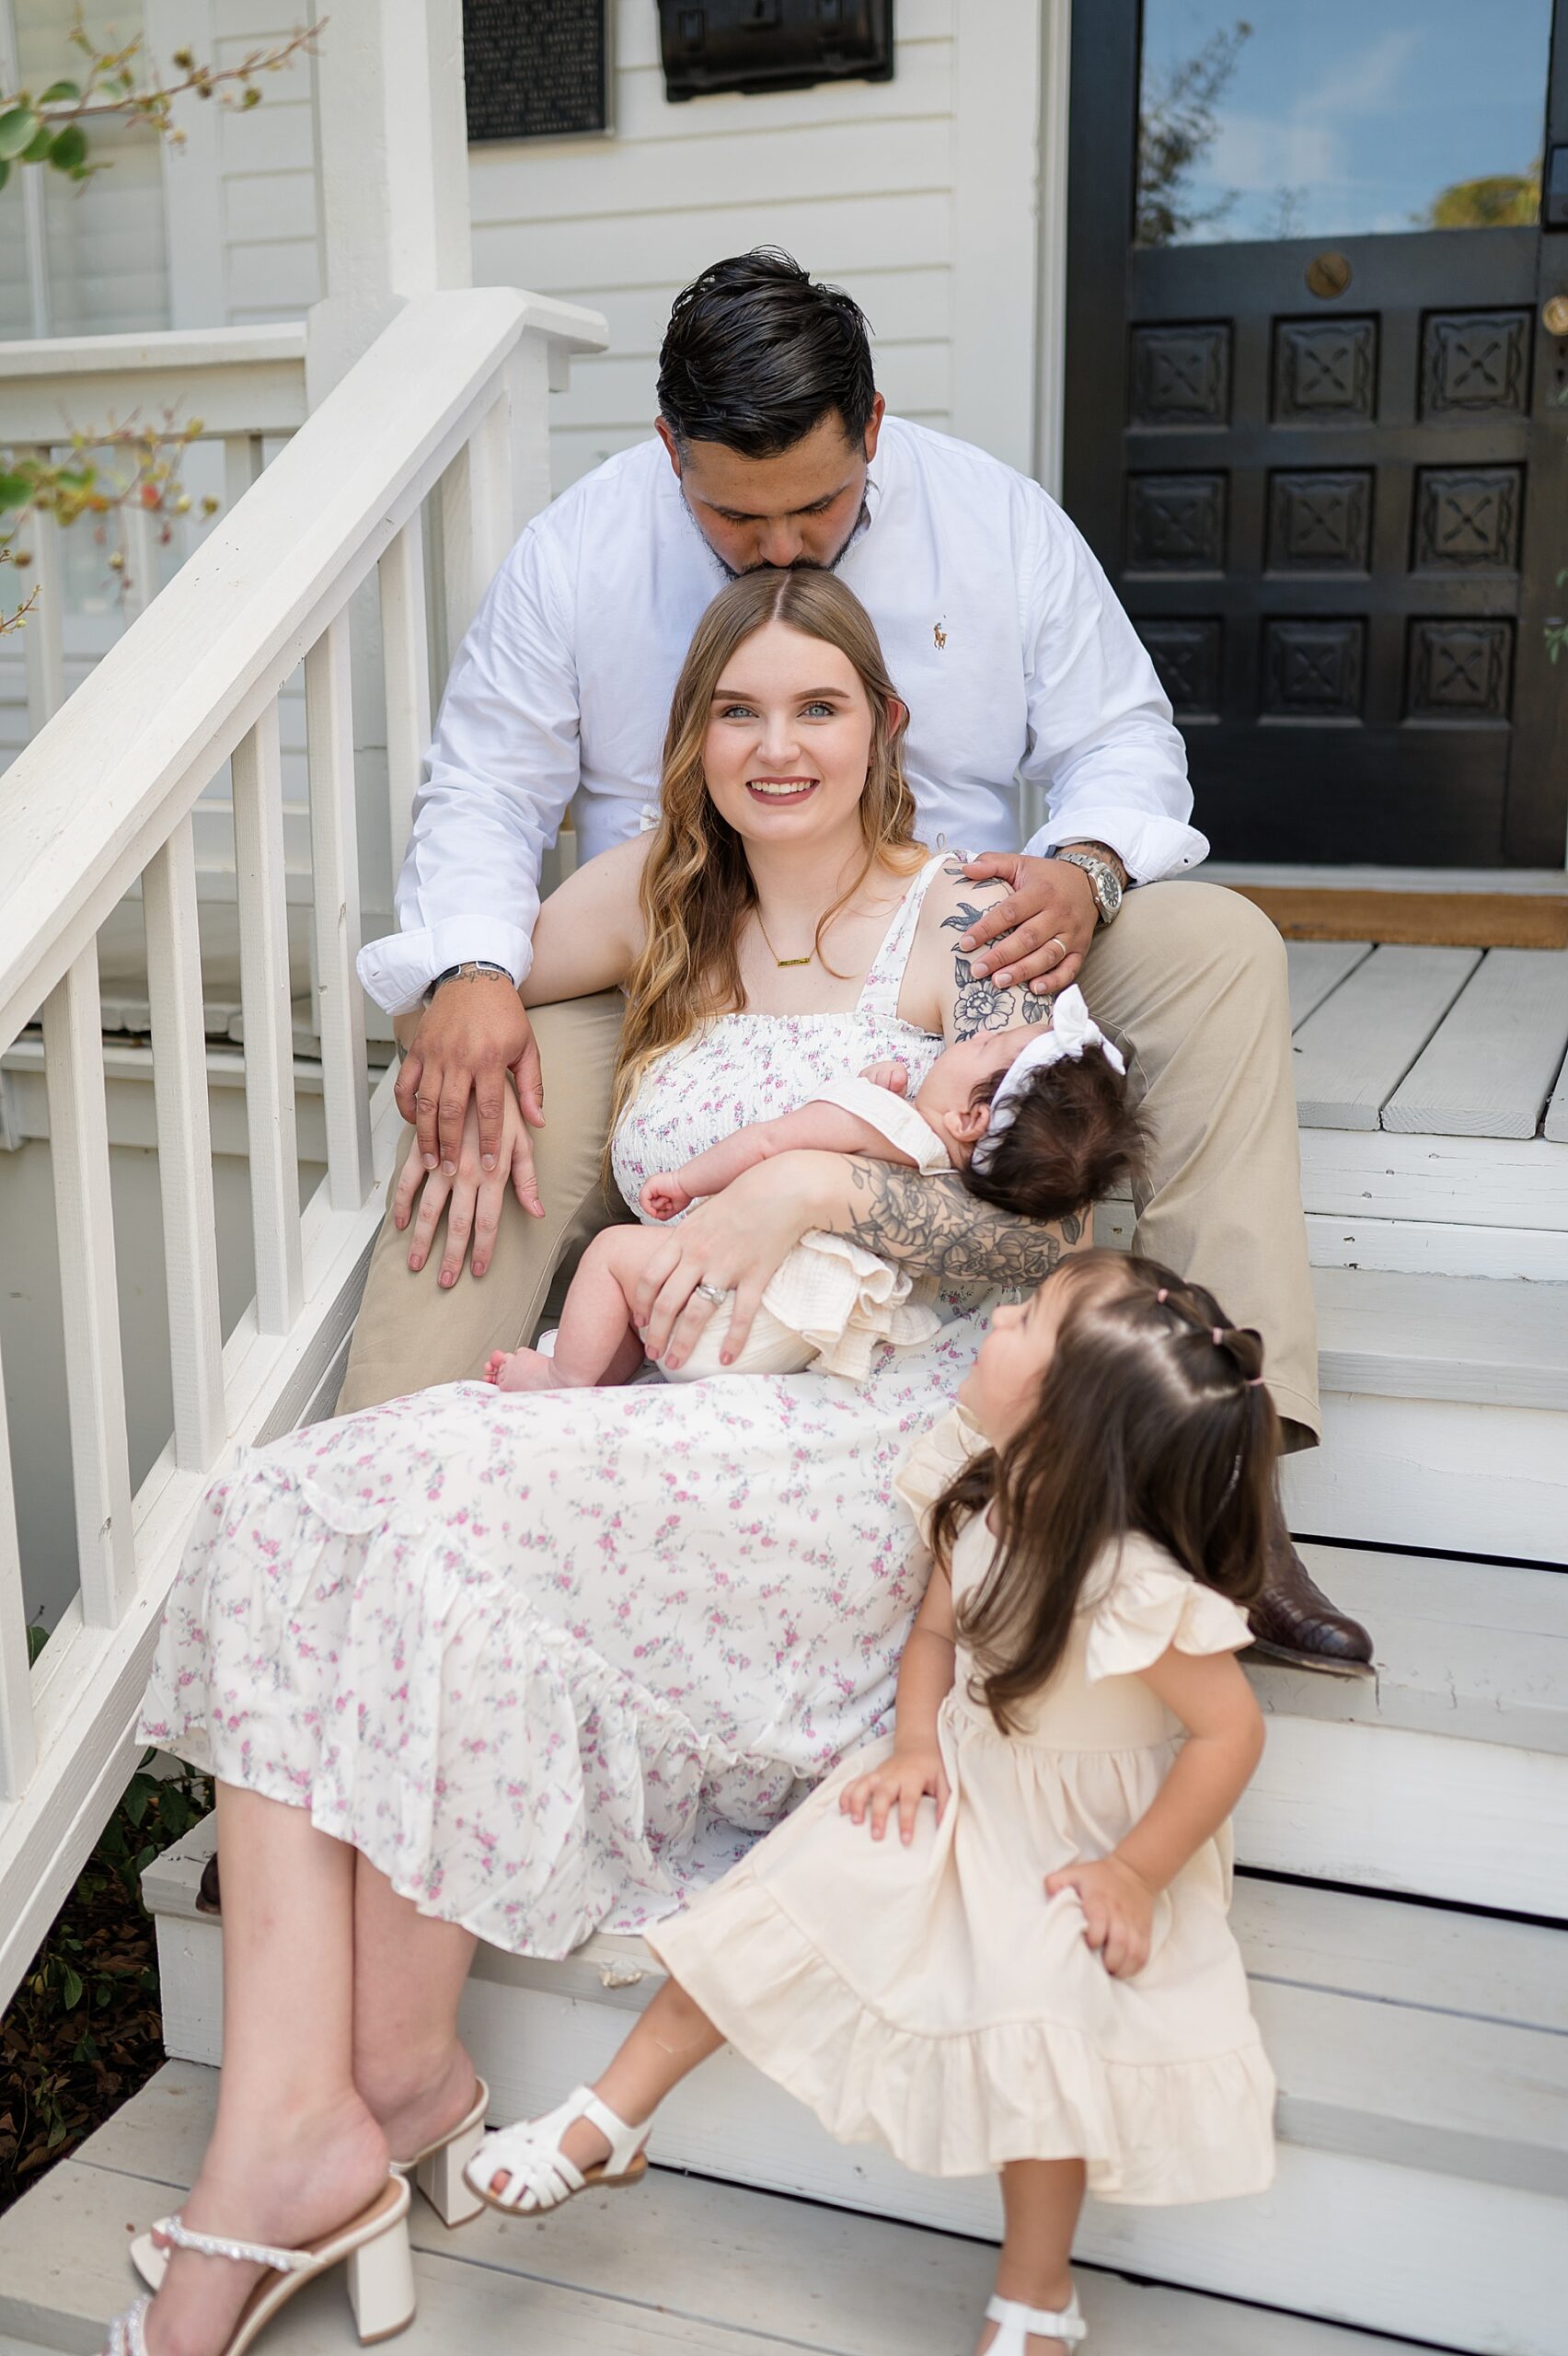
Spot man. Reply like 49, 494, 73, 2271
347, 248, 1369, 1673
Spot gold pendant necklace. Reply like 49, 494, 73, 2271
755, 908, 815, 970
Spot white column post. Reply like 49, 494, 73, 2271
304, 0, 477, 978
305, 0, 474, 405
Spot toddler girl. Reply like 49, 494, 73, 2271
465, 1250, 1279, 2355
487, 984, 1140, 1390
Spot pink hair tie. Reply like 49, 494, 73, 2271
1249, 1374, 1266, 1387
1156, 1288, 1170, 1305
1211, 1327, 1224, 1345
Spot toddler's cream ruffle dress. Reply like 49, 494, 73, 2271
650, 1411, 1277, 2203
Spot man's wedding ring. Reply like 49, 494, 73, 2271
696, 1281, 729, 1305
1044, 936, 1067, 960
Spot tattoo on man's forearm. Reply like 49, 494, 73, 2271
940, 871, 1051, 1040
844, 1163, 1072, 1286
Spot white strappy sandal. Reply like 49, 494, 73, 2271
129, 2082, 489, 2295
982, 2290, 1088, 2352
462, 2083, 650, 2216
108, 2177, 413, 2354
390, 2074, 490, 2227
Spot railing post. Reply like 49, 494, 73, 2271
42, 943, 136, 1631
232, 700, 305, 1334
0, 1339, 35, 1801
306, 617, 373, 1210
143, 815, 226, 1468
439, 391, 513, 671
378, 511, 432, 899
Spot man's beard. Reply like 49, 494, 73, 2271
687, 498, 872, 581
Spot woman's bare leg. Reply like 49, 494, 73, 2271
141, 1784, 390, 2355
349, 1850, 480, 2159
977, 2160, 1086, 2355
490, 1974, 724, 2192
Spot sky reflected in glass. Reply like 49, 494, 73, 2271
1136, 2, 1551, 246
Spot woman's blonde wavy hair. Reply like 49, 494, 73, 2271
610, 570, 924, 1150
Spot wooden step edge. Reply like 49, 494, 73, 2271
1311, 1267, 1568, 1414
1246, 1545, 1568, 1754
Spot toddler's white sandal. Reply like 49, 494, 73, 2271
107, 2176, 414, 2354
983, 2290, 1088, 2352
462, 2083, 650, 2217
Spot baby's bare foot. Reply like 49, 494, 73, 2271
487, 1347, 564, 1393
640, 1173, 692, 1221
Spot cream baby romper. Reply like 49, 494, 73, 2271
650, 1410, 1278, 2201
667, 1074, 951, 1382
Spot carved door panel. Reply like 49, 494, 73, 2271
1064, 2, 1568, 865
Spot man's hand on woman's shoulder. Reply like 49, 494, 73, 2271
953, 850, 1101, 997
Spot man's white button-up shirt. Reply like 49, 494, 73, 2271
357, 417, 1208, 1015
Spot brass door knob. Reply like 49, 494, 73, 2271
1543, 294, 1568, 337
1306, 251, 1352, 298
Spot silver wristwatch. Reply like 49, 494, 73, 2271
1049, 848, 1124, 926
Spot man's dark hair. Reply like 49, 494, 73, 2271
658, 248, 876, 457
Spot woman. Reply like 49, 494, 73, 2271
126, 571, 1071, 2355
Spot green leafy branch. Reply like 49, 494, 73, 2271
0, 415, 220, 633
0, 16, 320, 193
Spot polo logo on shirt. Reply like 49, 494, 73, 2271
933, 621, 947, 649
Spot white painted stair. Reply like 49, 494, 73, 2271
1293, 1266, 1568, 1565
129, 1512, 1568, 2356
0, 2063, 1465, 2356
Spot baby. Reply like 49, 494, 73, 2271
488, 985, 1142, 1392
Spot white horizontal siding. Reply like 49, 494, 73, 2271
213, 23, 323, 324
469, 0, 960, 490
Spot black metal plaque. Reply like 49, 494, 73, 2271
463, 1, 612, 143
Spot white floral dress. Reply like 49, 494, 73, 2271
138, 859, 999, 1957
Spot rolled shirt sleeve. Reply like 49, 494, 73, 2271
355, 527, 582, 1016
1016, 491, 1209, 884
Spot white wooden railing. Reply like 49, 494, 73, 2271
0, 325, 310, 735
0, 286, 606, 2008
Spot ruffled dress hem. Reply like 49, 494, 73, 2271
648, 1864, 1277, 2201
137, 1450, 780, 1962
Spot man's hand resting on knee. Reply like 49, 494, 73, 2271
393, 976, 546, 1283
396, 973, 544, 1177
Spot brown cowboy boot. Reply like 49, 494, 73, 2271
1248, 1505, 1374, 1675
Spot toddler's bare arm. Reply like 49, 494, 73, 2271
641, 1099, 918, 1219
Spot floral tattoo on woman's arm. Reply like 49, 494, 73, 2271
940, 865, 1051, 1039
844, 1162, 1078, 1287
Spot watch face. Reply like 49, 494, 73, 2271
1099, 867, 1124, 918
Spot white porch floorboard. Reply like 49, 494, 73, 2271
1284, 939, 1568, 1139
0, 2062, 1458, 2356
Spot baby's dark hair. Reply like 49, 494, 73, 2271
930, 1251, 1279, 1731
962, 1045, 1145, 1226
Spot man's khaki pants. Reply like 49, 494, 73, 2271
336, 883, 1320, 1446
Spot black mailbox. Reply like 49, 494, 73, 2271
658, 0, 894, 103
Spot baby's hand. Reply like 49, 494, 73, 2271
640, 1172, 693, 1222
859, 1058, 909, 1095
839, 1745, 951, 1844
1044, 1854, 1156, 1979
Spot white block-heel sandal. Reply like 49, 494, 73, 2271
109, 2177, 414, 2354
392, 2075, 490, 2227
130, 2085, 490, 2295
462, 2083, 650, 2217
983, 2290, 1088, 2352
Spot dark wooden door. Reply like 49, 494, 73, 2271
1064, 1, 1568, 866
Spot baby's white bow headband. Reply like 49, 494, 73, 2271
971, 985, 1126, 1172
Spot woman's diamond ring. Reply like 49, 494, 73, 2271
696, 1281, 729, 1305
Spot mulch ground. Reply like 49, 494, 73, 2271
0, 1761, 210, 2216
